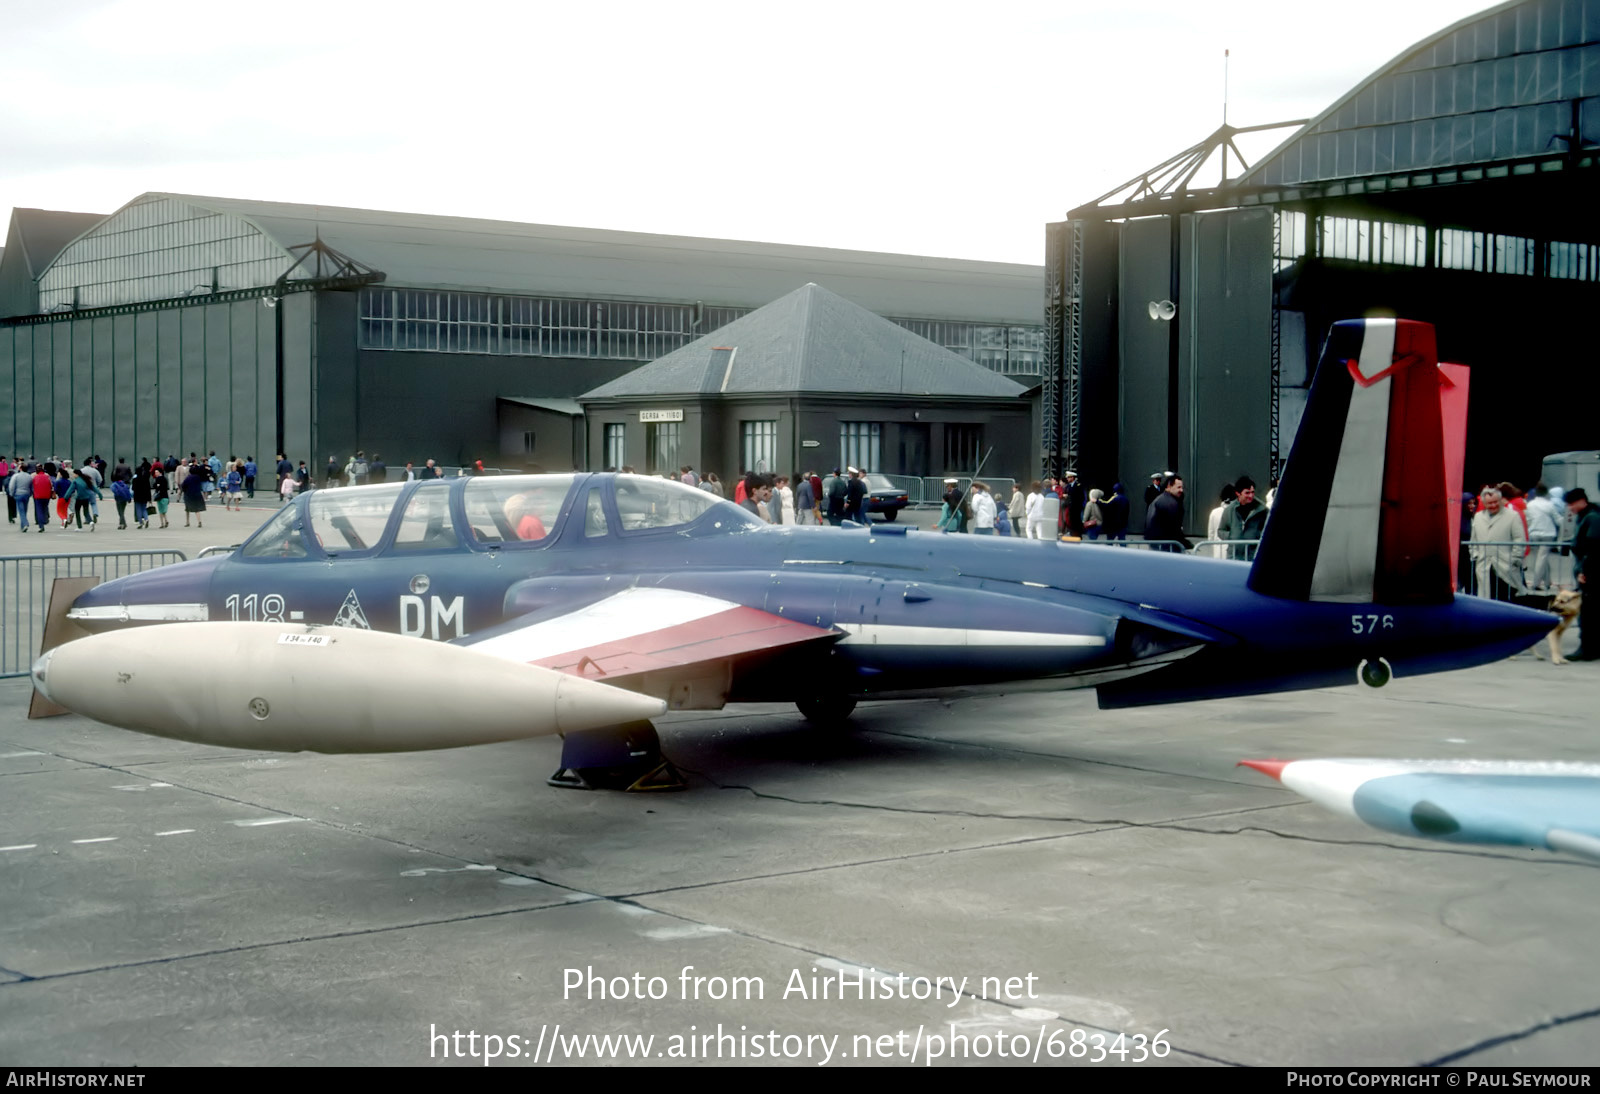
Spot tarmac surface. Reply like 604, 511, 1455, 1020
0, 498, 1596, 1067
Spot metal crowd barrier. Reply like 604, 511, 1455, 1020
0, 549, 188, 679
1076, 538, 1192, 551
875, 475, 929, 507
1457, 538, 1576, 598
914, 476, 1019, 509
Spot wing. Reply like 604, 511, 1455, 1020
1241, 758, 1600, 862
455, 586, 839, 710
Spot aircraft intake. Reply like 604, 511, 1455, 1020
30, 622, 667, 753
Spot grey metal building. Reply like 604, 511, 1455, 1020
1045, 0, 1599, 518
1, 194, 1043, 473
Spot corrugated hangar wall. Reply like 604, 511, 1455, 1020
1, 297, 308, 468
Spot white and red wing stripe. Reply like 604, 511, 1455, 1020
463, 587, 836, 680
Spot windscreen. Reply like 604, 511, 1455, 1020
461, 475, 576, 545
612, 475, 760, 532
307, 484, 406, 555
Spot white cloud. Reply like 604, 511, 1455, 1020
0, 0, 1507, 264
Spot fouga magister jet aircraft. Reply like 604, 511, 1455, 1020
32, 318, 1554, 791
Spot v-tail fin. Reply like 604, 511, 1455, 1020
1248, 318, 1459, 606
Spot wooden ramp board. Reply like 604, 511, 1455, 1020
28, 576, 100, 719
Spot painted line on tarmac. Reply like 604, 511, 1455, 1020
230, 817, 307, 827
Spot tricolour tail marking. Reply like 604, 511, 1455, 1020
1250, 318, 1456, 606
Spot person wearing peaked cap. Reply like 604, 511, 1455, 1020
1145, 472, 1165, 508
844, 467, 868, 524
1061, 469, 1086, 538
941, 478, 964, 533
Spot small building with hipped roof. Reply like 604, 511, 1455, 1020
577, 283, 1032, 483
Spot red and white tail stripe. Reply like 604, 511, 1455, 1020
1251, 318, 1457, 606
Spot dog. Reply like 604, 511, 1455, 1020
1533, 589, 1582, 665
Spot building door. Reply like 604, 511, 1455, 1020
898, 424, 929, 477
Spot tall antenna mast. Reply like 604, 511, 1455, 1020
1222, 48, 1231, 182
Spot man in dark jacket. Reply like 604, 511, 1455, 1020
1568, 489, 1599, 661
1059, 471, 1085, 537
1219, 475, 1269, 560
824, 469, 847, 526
1101, 483, 1130, 541
1144, 474, 1189, 551
844, 468, 868, 524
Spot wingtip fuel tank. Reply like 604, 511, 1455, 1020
31, 622, 668, 752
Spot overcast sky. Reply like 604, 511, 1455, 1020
0, 0, 1504, 265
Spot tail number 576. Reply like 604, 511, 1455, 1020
1351, 613, 1394, 634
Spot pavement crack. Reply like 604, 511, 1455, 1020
679, 767, 1596, 868
867, 728, 1295, 791
681, 762, 1293, 826
1164, 822, 1600, 868
0, 902, 584, 987
1420, 1003, 1600, 1065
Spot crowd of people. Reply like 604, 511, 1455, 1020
1463, 480, 1593, 586
2, 451, 264, 533
621, 466, 870, 526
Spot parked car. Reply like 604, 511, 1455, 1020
862, 474, 909, 521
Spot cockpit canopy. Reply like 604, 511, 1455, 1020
238, 473, 760, 560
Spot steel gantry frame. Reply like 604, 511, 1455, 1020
1042, 225, 1064, 479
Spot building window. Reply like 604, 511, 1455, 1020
839, 422, 881, 473
944, 424, 982, 471
359, 288, 743, 361
646, 422, 681, 475
1549, 242, 1599, 282
522, 430, 536, 453
886, 318, 1047, 376
741, 421, 777, 475
603, 424, 625, 470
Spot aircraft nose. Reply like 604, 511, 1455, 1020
30, 650, 55, 703
66, 556, 223, 629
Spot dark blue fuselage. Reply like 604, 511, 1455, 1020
70, 474, 1553, 707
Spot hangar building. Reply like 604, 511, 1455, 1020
1044, 0, 1599, 521
0, 196, 1043, 475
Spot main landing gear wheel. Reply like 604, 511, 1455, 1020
796, 696, 858, 725
548, 720, 686, 792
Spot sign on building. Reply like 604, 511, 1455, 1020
639, 409, 684, 423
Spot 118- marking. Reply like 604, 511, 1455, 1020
225, 593, 286, 621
